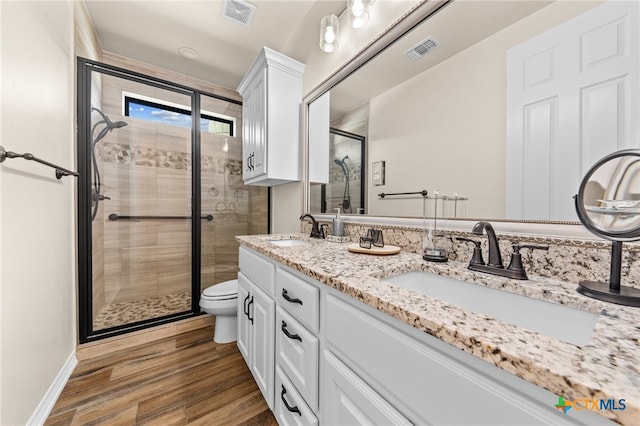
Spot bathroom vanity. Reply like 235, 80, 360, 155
236, 234, 638, 425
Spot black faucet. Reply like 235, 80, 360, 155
471, 221, 503, 268
300, 214, 325, 239
464, 221, 548, 280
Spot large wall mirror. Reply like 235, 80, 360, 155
305, 0, 639, 223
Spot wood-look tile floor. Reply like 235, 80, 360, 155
45, 318, 277, 425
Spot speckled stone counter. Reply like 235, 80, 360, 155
236, 233, 640, 425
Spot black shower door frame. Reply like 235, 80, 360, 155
76, 58, 245, 343
320, 127, 366, 213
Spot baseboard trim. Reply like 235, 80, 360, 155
27, 351, 77, 426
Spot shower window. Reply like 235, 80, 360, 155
77, 58, 267, 342
124, 94, 235, 136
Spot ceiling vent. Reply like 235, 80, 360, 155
221, 0, 256, 27
404, 36, 440, 61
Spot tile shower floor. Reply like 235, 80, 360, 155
93, 290, 192, 330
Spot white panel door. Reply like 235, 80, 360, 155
506, 0, 639, 221
250, 282, 275, 409
322, 350, 411, 426
237, 272, 252, 363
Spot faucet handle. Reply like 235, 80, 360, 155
320, 224, 328, 239
455, 237, 485, 266
516, 244, 549, 252
506, 243, 549, 279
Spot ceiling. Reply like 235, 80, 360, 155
84, 0, 555, 112
84, 0, 345, 90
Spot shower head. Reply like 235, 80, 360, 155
334, 155, 349, 166
334, 155, 349, 177
91, 107, 128, 146
92, 107, 128, 131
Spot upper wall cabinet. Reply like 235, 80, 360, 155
237, 47, 305, 186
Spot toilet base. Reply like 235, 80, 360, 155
213, 315, 237, 343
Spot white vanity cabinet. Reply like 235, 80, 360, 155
237, 47, 305, 186
238, 245, 614, 425
237, 248, 276, 410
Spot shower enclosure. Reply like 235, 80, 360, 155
310, 128, 365, 214
77, 59, 268, 342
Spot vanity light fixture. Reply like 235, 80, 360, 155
348, 0, 370, 29
320, 14, 340, 53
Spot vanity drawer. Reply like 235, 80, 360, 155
275, 366, 318, 426
239, 246, 275, 295
276, 307, 319, 411
276, 267, 319, 332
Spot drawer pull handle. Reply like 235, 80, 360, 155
281, 320, 302, 342
281, 385, 302, 416
247, 296, 254, 324
282, 288, 303, 305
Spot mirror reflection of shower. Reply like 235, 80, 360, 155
91, 107, 128, 221
334, 155, 352, 213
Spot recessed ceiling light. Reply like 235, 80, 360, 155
179, 47, 199, 60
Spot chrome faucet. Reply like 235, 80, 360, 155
471, 221, 503, 268
299, 214, 325, 239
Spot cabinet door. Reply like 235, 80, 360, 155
251, 67, 267, 178
242, 84, 254, 180
250, 282, 275, 409
237, 272, 252, 363
322, 350, 411, 426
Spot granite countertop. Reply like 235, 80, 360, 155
236, 233, 639, 424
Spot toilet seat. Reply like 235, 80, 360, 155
202, 280, 238, 301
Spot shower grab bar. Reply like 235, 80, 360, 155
108, 214, 214, 221
0, 145, 79, 179
378, 190, 428, 199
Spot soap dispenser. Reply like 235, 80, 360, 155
333, 208, 345, 237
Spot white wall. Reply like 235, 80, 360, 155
0, 1, 77, 424
274, 0, 419, 232
367, 0, 601, 218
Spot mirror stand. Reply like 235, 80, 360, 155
577, 241, 640, 307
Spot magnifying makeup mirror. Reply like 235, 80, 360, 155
574, 149, 640, 307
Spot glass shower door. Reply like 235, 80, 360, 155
84, 65, 196, 335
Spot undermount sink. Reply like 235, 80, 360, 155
269, 239, 312, 248
385, 271, 598, 346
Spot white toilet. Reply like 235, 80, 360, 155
199, 279, 238, 343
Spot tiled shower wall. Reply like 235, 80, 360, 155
90, 53, 267, 312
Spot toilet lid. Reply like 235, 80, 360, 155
203, 279, 238, 299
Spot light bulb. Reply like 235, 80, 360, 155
320, 14, 339, 53
348, 0, 370, 29
324, 26, 335, 43
352, 0, 365, 16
